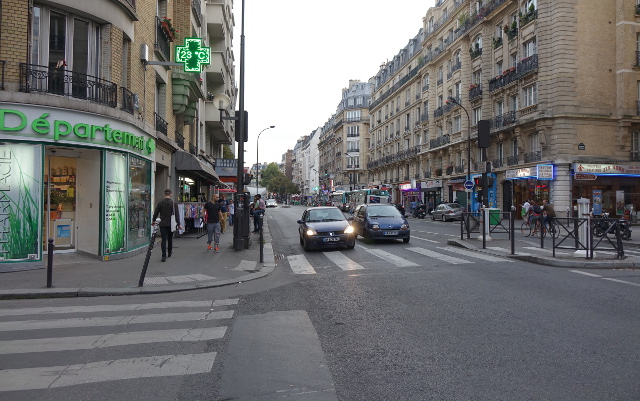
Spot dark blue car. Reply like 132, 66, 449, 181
352, 204, 410, 243
297, 206, 356, 251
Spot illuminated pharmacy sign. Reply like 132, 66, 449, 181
0, 105, 155, 157
176, 38, 211, 72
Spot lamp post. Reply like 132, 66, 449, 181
256, 125, 275, 196
447, 97, 472, 212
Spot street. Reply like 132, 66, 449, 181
1, 205, 640, 400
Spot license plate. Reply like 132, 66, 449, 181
323, 237, 340, 242
383, 231, 398, 236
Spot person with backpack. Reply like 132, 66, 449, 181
529, 200, 543, 228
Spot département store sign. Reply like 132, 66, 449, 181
0, 104, 156, 158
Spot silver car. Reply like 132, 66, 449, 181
431, 203, 465, 221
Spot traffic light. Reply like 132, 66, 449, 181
234, 110, 249, 142
243, 173, 253, 185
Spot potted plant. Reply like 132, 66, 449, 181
161, 17, 178, 41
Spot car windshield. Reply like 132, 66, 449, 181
307, 209, 346, 222
367, 205, 402, 218
447, 203, 463, 209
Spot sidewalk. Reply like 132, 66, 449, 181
0, 220, 275, 300
448, 231, 640, 269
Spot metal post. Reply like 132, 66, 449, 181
482, 207, 487, 249
510, 207, 515, 255
259, 214, 264, 263
233, 0, 247, 252
138, 218, 160, 287
46, 238, 54, 288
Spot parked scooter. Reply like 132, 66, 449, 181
412, 204, 427, 219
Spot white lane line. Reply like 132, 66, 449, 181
322, 252, 364, 270
0, 300, 236, 317
144, 274, 217, 285
0, 327, 227, 355
486, 247, 532, 255
569, 270, 602, 278
406, 248, 473, 265
0, 352, 217, 391
602, 278, 640, 287
287, 254, 316, 274
523, 246, 572, 256
234, 260, 257, 271
0, 311, 233, 332
363, 248, 419, 267
411, 237, 440, 243
436, 247, 514, 263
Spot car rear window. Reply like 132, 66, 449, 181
447, 203, 463, 208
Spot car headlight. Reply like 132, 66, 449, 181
371, 224, 380, 230
401, 224, 409, 230
344, 225, 354, 234
306, 228, 317, 236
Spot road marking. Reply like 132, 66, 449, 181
322, 251, 365, 270
0, 352, 217, 391
436, 247, 513, 263
0, 327, 227, 355
406, 248, 473, 264
362, 248, 419, 267
0, 311, 233, 332
570, 270, 602, 277
602, 278, 640, 287
144, 274, 217, 285
411, 237, 440, 243
287, 254, 316, 274
0, 300, 237, 317
486, 246, 532, 255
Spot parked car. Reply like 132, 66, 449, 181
297, 206, 356, 251
266, 199, 277, 208
431, 202, 465, 221
352, 204, 410, 243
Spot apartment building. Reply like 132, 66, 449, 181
366, 0, 640, 217
0, 0, 236, 269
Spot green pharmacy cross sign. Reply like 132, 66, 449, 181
176, 38, 211, 72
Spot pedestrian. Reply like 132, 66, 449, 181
152, 189, 182, 262
204, 194, 222, 252
218, 194, 228, 233
252, 194, 266, 233
427, 199, 434, 215
228, 199, 235, 226
542, 199, 556, 230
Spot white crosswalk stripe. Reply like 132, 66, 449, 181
322, 251, 365, 270
436, 247, 514, 263
406, 247, 473, 264
360, 246, 419, 267
0, 299, 237, 393
287, 254, 316, 274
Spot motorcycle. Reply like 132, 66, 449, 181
592, 212, 632, 240
412, 204, 427, 219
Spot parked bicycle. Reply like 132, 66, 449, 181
521, 218, 559, 238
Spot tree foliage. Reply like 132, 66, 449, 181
260, 162, 299, 194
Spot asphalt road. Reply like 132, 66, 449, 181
1, 205, 639, 400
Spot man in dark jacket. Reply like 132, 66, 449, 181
204, 194, 222, 252
152, 189, 182, 262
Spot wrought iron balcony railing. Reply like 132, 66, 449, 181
631, 151, 640, 161
429, 134, 451, 149
517, 54, 538, 78
491, 111, 517, 130
155, 17, 172, 61
19, 63, 117, 107
469, 84, 482, 100
507, 155, 519, 166
524, 151, 541, 163
155, 113, 168, 136
121, 87, 135, 114
492, 158, 504, 168
175, 131, 185, 149
189, 143, 197, 156
0, 60, 5, 90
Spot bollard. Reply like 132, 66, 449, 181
510, 206, 515, 255
138, 218, 160, 287
46, 238, 54, 288
259, 213, 264, 263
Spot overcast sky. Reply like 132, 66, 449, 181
237, 1, 437, 168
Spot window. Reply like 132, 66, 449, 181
454, 115, 461, 133
454, 50, 461, 65
423, 74, 430, 89
472, 106, 482, 125
530, 132, 541, 152
495, 24, 503, 38
347, 125, 360, 136
478, 148, 486, 162
496, 101, 504, 116
512, 138, 519, 156
438, 66, 443, 82
633, 131, 640, 160
511, 94, 519, 111
497, 142, 504, 160
523, 38, 537, 58
457, 152, 463, 166
454, 82, 461, 98
472, 70, 482, 85
496, 60, 503, 76
474, 35, 483, 50
438, 95, 443, 108
405, 113, 410, 129
356, 97, 363, 106
511, 53, 518, 68
523, 83, 537, 107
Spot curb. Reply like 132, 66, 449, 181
447, 239, 638, 269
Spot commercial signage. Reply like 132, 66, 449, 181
506, 165, 555, 180
176, 38, 211, 73
573, 163, 640, 175
0, 144, 42, 261
215, 158, 237, 177
575, 173, 597, 180
421, 180, 442, 189
0, 105, 155, 157
505, 167, 535, 179
103, 152, 127, 254
537, 164, 554, 180
399, 183, 412, 190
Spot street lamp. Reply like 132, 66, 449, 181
256, 125, 275, 195
447, 96, 471, 212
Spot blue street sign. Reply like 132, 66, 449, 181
464, 180, 475, 190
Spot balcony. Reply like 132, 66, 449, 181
191, 0, 202, 27
175, 131, 185, 149
636, 51, 640, 68
493, 37, 503, 49
470, 47, 482, 60
631, 151, 640, 161
189, 143, 197, 156
492, 158, 504, 168
524, 151, 541, 163
0, 60, 4, 89
507, 27, 518, 41
491, 111, 517, 130
19, 63, 118, 107
423, 84, 430, 92
154, 113, 168, 136
469, 84, 482, 101
519, 9, 538, 26
454, 165, 465, 174
437, 77, 444, 86
421, 112, 430, 122
445, 165, 454, 175
518, 54, 538, 78
488, 68, 518, 92
637, 100, 640, 116
507, 155, 519, 166
204, 51, 227, 84
204, 101, 233, 143
155, 17, 172, 61
429, 134, 451, 149
121, 87, 135, 114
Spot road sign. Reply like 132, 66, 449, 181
464, 180, 475, 190
575, 173, 597, 180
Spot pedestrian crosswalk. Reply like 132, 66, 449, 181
0, 298, 238, 393
284, 245, 513, 275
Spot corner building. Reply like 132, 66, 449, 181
0, 0, 236, 270
367, 0, 640, 217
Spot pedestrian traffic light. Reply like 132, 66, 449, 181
243, 173, 253, 185
234, 110, 249, 142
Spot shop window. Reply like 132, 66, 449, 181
128, 156, 151, 249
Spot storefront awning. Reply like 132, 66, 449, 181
174, 150, 226, 187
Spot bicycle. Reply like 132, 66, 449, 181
521, 217, 559, 238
